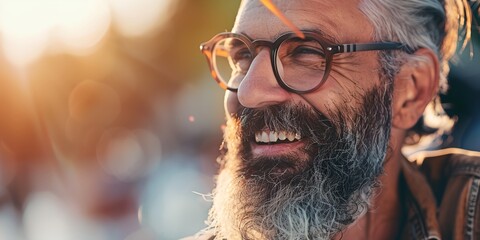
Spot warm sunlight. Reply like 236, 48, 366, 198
108, 0, 179, 37
0, 0, 177, 67
0, 0, 52, 67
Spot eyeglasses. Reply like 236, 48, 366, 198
200, 30, 413, 94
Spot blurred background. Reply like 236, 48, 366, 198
0, 0, 240, 239
0, 1, 478, 240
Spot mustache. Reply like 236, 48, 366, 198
237, 103, 336, 143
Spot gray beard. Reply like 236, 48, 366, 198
206, 84, 393, 240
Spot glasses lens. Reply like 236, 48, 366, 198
276, 37, 327, 92
212, 37, 252, 89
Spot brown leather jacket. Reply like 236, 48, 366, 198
400, 148, 480, 240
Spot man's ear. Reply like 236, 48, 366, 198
391, 48, 439, 130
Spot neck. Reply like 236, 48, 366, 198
335, 146, 403, 240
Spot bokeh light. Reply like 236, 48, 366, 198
23, 192, 77, 240
0, 0, 177, 67
68, 80, 121, 127
108, 0, 179, 37
0, 0, 51, 66
97, 128, 161, 181
55, 0, 111, 54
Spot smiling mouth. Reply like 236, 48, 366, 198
254, 130, 302, 144
248, 128, 308, 160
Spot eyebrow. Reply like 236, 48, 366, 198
300, 28, 340, 44
240, 28, 340, 44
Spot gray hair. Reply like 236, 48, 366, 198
359, 0, 471, 138
360, 0, 469, 90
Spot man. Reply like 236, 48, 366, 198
194, 0, 480, 239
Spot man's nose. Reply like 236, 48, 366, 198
236, 50, 290, 108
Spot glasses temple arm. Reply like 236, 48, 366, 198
328, 43, 414, 54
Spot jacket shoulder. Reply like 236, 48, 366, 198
417, 148, 480, 239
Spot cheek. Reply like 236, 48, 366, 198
299, 81, 343, 119
224, 91, 240, 117
299, 84, 367, 122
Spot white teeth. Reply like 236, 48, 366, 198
278, 131, 286, 140
255, 130, 301, 143
287, 132, 295, 141
261, 132, 269, 143
295, 133, 301, 140
255, 132, 261, 142
269, 131, 278, 142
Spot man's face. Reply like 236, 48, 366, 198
225, 0, 380, 118
208, 0, 394, 239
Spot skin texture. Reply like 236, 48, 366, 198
214, 0, 440, 239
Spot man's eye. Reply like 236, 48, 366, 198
291, 46, 325, 57
232, 49, 252, 63
227, 49, 252, 74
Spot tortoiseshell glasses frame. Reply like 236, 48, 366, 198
200, 30, 413, 94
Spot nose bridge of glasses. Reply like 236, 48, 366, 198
250, 39, 274, 56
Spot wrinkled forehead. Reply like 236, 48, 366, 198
232, 0, 374, 43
